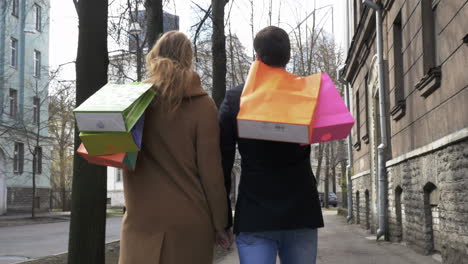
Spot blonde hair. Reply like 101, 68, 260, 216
145, 31, 194, 112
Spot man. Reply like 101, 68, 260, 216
219, 26, 324, 264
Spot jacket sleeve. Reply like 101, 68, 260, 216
196, 98, 228, 232
218, 90, 237, 229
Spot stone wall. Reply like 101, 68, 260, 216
7, 187, 50, 213
351, 173, 376, 233
387, 139, 468, 263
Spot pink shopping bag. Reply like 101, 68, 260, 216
310, 73, 355, 143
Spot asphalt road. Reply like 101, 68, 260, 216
0, 216, 122, 264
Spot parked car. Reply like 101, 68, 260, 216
319, 192, 338, 207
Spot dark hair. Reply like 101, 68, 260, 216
253, 26, 291, 67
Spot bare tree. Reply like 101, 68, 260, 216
108, 0, 148, 83
48, 77, 75, 212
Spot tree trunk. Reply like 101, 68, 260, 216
324, 143, 330, 208
331, 142, 336, 194
136, 37, 143, 82
31, 153, 36, 219
212, 0, 228, 107
315, 143, 324, 185
341, 159, 347, 208
145, 0, 163, 50
59, 146, 67, 211
68, 1, 109, 263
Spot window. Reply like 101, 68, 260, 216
34, 4, 42, 32
33, 147, 42, 174
14, 142, 24, 174
116, 169, 123, 182
10, 38, 18, 68
421, 0, 439, 73
353, 0, 363, 29
390, 12, 406, 120
416, 0, 442, 97
34, 50, 41, 78
362, 74, 370, 143
353, 89, 361, 150
9, 89, 18, 119
33, 97, 40, 124
12, 0, 19, 17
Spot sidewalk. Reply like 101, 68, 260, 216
0, 212, 71, 228
215, 210, 440, 264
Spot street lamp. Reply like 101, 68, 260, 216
129, 22, 144, 82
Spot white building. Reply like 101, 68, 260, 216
107, 167, 124, 208
0, 0, 51, 214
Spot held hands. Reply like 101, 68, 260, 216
216, 230, 234, 250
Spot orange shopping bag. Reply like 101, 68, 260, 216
237, 60, 321, 144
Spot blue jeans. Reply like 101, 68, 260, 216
236, 229, 318, 264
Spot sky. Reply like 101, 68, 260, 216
49, 0, 347, 80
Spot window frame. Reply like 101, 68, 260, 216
10, 37, 18, 68
14, 142, 24, 174
34, 50, 41, 79
12, 0, 19, 17
9, 89, 18, 119
116, 169, 123, 182
353, 89, 361, 150
416, 0, 442, 97
362, 74, 370, 143
34, 4, 42, 32
390, 11, 406, 121
33, 96, 40, 125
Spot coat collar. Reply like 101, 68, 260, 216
184, 71, 207, 98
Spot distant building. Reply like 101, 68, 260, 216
128, 10, 180, 52
342, 0, 467, 262
0, 0, 51, 214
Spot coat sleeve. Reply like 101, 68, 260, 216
196, 98, 228, 232
218, 90, 237, 229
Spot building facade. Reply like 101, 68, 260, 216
0, 0, 51, 214
342, 0, 468, 262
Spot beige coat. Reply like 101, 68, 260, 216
119, 74, 228, 264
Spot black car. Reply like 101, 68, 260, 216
319, 192, 338, 207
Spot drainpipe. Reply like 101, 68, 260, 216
18, 0, 27, 121
363, 0, 389, 241
339, 0, 354, 224
0, 0, 6, 119
344, 81, 354, 223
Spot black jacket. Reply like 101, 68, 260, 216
219, 84, 324, 234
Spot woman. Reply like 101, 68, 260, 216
119, 31, 230, 264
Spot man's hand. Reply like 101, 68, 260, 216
216, 230, 234, 249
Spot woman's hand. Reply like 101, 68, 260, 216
216, 230, 233, 250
